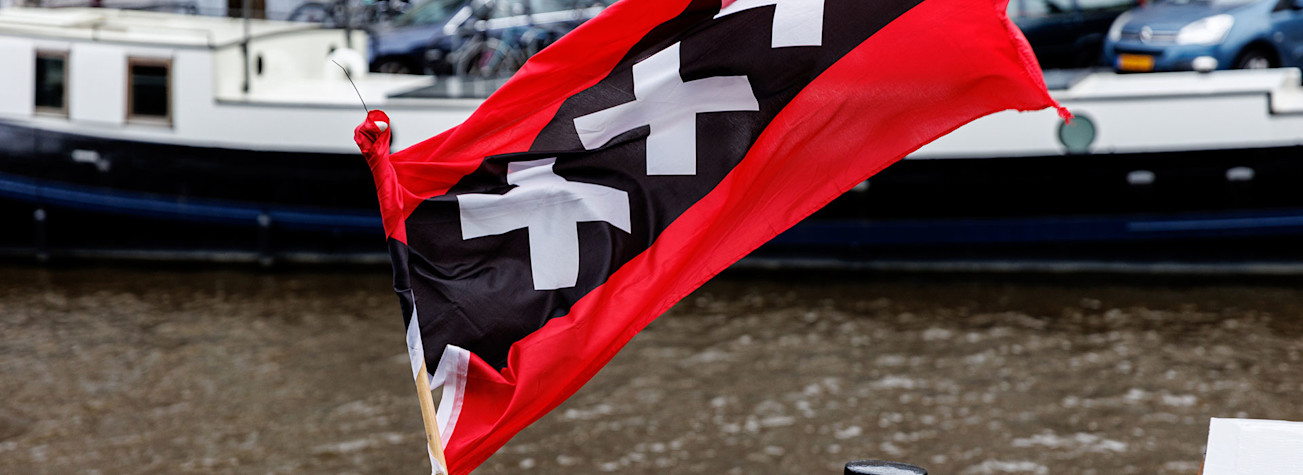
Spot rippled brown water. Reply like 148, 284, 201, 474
2, 266, 1302, 474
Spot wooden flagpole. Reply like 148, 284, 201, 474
415, 360, 449, 474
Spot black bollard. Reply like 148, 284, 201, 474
33, 208, 48, 263
257, 213, 274, 267
845, 459, 927, 475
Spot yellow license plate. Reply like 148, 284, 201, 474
1117, 54, 1155, 72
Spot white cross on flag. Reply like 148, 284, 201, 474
458, 158, 631, 290
716, 0, 826, 47
353, 0, 1065, 472
574, 42, 759, 175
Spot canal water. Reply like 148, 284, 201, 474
1, 266, 1301, 474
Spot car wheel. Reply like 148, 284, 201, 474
375, 59, 413, 75
1234, 48, 1276, 70
1075, 48, 1103, 69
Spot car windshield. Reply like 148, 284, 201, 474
1154, 0, 1258, 5
1006, 0, 1077, 18
391, 0, 465, 27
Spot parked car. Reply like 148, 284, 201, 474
1009, 0, 1140, 69
368, 0, 468, 74
368, 0, 604, 75
1103, 0, 1303, 72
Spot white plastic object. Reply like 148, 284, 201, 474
1204, 418, 1303, 475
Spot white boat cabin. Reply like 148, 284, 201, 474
0, 8, 464, 153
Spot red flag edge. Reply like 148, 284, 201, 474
991, 0, 1072, 121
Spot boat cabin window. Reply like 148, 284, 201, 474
127, 58, 171, 124
34, 51, 68, 115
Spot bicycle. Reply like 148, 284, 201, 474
448, 0, 559, 79
452, 27, 551, 79
287, 0, 410, 29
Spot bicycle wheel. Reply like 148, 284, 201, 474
455, 38, 503, 79
288, 2, 338, 27
452, 38, 485, 78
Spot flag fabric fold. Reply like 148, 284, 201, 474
354, 0, 1064, 472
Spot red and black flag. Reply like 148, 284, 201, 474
354, 0, 1064, 472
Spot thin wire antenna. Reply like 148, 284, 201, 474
332, 60, 369, 113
